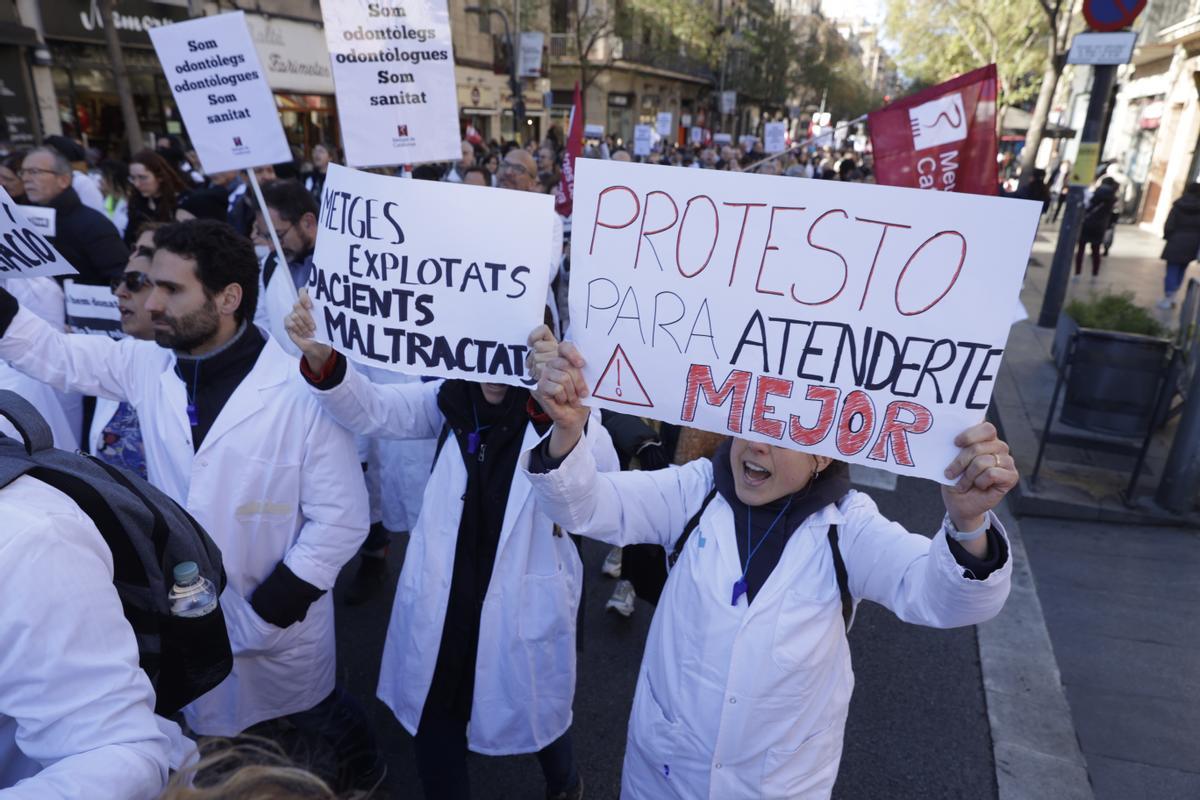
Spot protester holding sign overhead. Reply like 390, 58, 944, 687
522, 332, 1015, 799
0, 219, 381, 792
285, 294, 615, 800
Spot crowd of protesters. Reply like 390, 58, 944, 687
0, 127, 1020, 800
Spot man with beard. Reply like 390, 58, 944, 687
0, 219, 383, 794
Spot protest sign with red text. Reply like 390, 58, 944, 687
568, 159, 1039, 483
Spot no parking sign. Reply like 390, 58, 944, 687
1082, 0, 1146, 32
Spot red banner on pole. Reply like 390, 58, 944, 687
555, 82, 583, 217
868, 64, 998, 196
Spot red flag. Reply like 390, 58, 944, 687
555, 82, 583, 217
868, 64, 998, 196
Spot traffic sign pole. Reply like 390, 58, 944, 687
1038, 63, 1118, 328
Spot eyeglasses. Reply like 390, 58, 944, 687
497, 163, 536, 179
17, 168, 61, 178
110, 270, 152, 294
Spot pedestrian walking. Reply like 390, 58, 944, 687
524, 335, 1016, 800
1158, 182, 1200, 309
1050, 160, 1071, 222
1075, 177, 1119, 278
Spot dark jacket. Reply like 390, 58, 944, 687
1080, 184, 1118, 243
125, 190, 190, 247
44, 186, 127, 285
1161, 192, 1200, 264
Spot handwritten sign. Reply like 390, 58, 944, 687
568, 159, 1041, 482
149, 11, 292, 173
321, 0, 459, 167
633, 125, 652, 157
764, 121, 787, 153
308, 164, 554, 386
0, 189, 76, 279
656, 112, 673, 137
65, 280, 122, 338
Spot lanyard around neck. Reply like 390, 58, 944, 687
732, 496, 794, 606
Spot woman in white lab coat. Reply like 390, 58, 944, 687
522, 340, 1017, 800
285, 300, 617, 800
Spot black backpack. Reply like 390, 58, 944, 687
622, 487, 854, 630
0, 390, 232, 716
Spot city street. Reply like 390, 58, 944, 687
334, 467, 998, 799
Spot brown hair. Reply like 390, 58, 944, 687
158, 737, 352, 800
130, 149, 188, 217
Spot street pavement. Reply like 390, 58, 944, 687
332, 465, 1000, 799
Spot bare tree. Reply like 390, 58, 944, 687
101, 0, 144, 155
567, 0, 618, 121
1018, 0, 1074, 187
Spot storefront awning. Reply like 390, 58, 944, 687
1000, 106, 1075, 139
0, 22, 39, 47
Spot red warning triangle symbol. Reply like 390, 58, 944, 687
592, 344, 654, 408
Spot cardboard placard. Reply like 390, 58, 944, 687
632, 125, 652, 156
0, 189, 76, 279
149, 11, 292, 173
321, 0, 460, 167
18, 205, 55, 237
568, 159, 1041, 483
764, 121, 788, 153
308, 164, 554, 386
65, 279, 122, 338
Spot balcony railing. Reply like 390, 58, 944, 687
613, 38, 713, 80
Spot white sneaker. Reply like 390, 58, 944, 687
1157, 297, 1174, 310
606, 579, 636, 617
601, 546, 622, 579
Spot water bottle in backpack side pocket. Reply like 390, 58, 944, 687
168, 561, 218, 618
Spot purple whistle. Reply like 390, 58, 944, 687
467, 431, 480, 454
186, 402, 199, 427
731, 577, 747, 606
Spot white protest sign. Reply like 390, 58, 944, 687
689, 126, 704, 144
519, 31, 545, 77
569, 160, 1041, 483
18, 206, 55, 237
308, 164, 553, 386
656, 112, 673, 137
0, 189, 76, 279
65, 279, 122, 338
739, 134, 758, 149
584, 124, 605, 139
712, 132, 732, 145
321, 0, 459, 167
764, 121, 788, 153
149, 12, 292, 173
632, 125, 652, 156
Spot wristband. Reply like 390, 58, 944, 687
943, 513, 989, 543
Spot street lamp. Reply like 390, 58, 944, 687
465, 5, 527, 140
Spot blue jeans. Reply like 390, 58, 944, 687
1165, 262, 1188, 296
413, 707, 579, 799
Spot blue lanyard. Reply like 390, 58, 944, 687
732, 496, 794, 606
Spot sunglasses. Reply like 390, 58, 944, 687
110, 270, 152, 294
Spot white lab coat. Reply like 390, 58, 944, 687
522, 440, 1013, 800
310, 365, 618, 754
0, 475, 171, 799
0, 279, 81, 450
0, 308, 369, 736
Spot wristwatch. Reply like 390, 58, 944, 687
942, 513, 989, 543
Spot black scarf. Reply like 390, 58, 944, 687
424, 380, 540, 720
711, 440, 851, 605
173, 322, 265, 450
